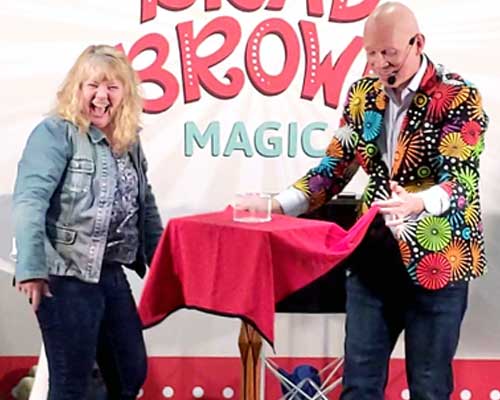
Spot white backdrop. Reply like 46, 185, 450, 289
0, 0, 499, 360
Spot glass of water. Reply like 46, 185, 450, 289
232, 192, 272, 223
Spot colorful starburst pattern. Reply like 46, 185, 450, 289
333, 125, 358, 149
439, 132, 471, 160
293, 176, 310, 195
361, 178, 376, 204
442, 119, 461, 135
455, 166, 479, 202
460, 120, 482, 146
397, 220, 417, 242
309, 174, 333, 193
294, 64, 488, 288
398, 240, 411, 265
311, 156, 337, 177
469, 90, 484, 121
358, 142, 378, 170
470, 240, 485, 277
348, 80, 373, 124
392, 132, 424, 176
471, 136, 485, 159
426, 83, 461, 121
375, 91, 386, 110
450, 86, 470, 109
416, 216, 452, 251
362, 111, 383, 141
326, 138, 343, 158
464, 198, 480, 226
443, 239, 471, 281
416, 253, 451, 289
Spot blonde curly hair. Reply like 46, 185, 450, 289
55, 45, 143, 154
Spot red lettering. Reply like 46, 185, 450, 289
329, 0, 379, 22
120, 33, 180, 114
228, 0, 266, 11
245, 18, 300, 95
177, 16, 244, 102
299, 21, 363, 108
204, 0, 221, 10
128, 12, 371, 112
265, 0, 324, 17
141, 0, 195, 23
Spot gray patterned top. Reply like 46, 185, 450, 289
103, 151, 140, 264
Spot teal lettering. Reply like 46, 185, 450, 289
184, 121, 220, 156
223, 121, 253, 157
255, 121, 282, 157
302, 122, 326, 157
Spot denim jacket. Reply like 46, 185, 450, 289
13, 116, 163, 283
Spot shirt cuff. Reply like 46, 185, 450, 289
274, 187, 309, 217
414, 185, 451, 216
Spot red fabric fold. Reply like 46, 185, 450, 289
138, 206, 378, 345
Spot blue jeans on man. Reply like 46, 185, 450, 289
340, 216, 469, 400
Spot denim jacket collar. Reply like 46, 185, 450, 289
88, 125, 108, 144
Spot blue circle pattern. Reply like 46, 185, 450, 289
362, 111, 383, 141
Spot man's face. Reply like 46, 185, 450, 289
364, 28, 421, 88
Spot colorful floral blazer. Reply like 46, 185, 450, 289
293, 57, 489, 290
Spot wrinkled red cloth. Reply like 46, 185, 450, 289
138, 206, 378, 345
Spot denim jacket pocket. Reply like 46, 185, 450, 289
64, 158, 95, 194
47, 225, 77, 245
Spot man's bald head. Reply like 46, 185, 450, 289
364, 2, 420, 43
363, 2, 425, 89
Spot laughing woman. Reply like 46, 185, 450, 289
13, 45, 163, 400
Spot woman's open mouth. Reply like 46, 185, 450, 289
90, 101, 111, 118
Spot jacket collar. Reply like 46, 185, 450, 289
375, 55, 436, 106
88, 125, 108, 144
384, 56, 428, 105
360, 56, 439, 176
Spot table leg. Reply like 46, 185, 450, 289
238, 322, 263, 400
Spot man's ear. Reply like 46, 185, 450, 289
415, 33, 426, 54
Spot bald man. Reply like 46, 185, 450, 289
272, 2, 489, 399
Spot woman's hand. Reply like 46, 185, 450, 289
16, 279, 52, 312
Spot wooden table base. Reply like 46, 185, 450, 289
238, 322, 263, 400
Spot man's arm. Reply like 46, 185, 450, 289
275, 83, 362, 215
434, 86, 488, 212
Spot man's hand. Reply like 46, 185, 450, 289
16, 279, 52, 312
373, 181, 425, 227
271, 198, 284, 214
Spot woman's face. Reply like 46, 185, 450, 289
81, 73, 124, 134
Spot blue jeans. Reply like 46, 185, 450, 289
36, 263, 147, 400
340, 218, 469, 400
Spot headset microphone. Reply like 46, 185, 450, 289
387, 73, 398, 86
387, 36, 416, 86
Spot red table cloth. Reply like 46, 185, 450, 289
138, 206, 378, 345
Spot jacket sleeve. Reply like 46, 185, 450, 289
435, 85, 488, 216
138, 143, 164, 266
13, 118, 71, 282
291, 82, 360, 213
